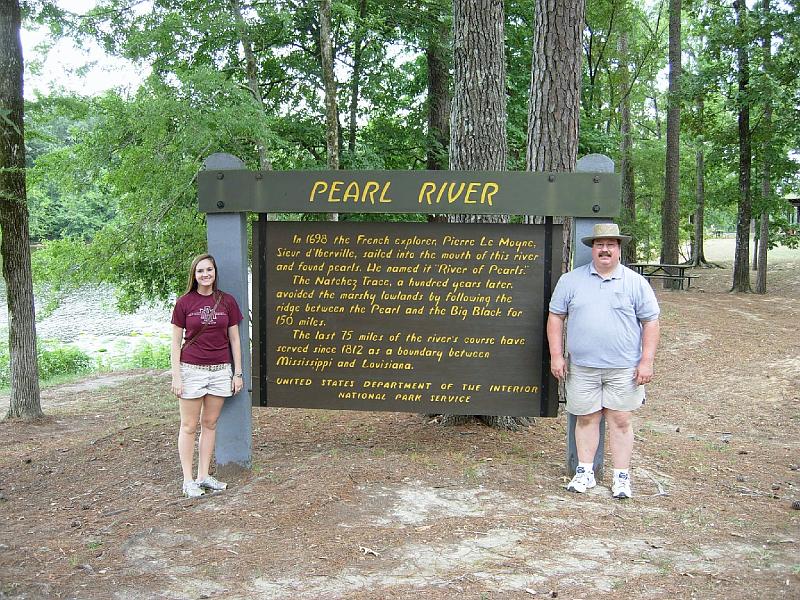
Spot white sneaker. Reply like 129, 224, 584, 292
612, 472, 632, 499
182, 480, 205, 498
197, 475, 227, 491
566, 466, 596, 493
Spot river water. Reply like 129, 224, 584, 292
0, 280, 173, 361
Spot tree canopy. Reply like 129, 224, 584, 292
19, 0, 800, 307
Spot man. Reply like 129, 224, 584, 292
547, 223, 660, 499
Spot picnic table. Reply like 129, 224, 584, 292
628, 263, 698, 290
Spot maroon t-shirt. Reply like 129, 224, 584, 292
171, 291, 243, 365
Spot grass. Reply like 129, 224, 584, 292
446, 450, 468, 464
28, 372, 95, 391
463, 465, 480, 482
96, 340, 170, 371
500, 442, 539, 465
703, 441, 729, 453
752, 547, 777, 569
694, 238, 799, 263
0, 338, 171, 396
408, 452, 433, 466
651, 558, 674, 576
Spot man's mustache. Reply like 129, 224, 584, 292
598, 252, 612, 257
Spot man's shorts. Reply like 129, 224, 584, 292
180, 363, 233, 399
565, 363, 645, 415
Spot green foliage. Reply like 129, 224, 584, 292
0, 344, 7, 387
97, 340, 171, 371
685, 0, 800, 250
20, 0, 800, 305
125, 341, 170, 369
24, 96, 114, 242
37, 345, 94, 381
31, 66, 275, 310
0, 334, 170, 388
506, 1, 533, 170
0, 339, 93, 387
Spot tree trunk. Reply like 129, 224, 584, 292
755, 0, 771, 294
426, 14, 451, 171
445, 0, 516, 428
661, 0, 681, 287
652, 96, 662, 140
229, 0, 273, 171
526, 0, 585, 268
526, 0, 582, 172
319, 0, 339, 222
348, 0, 368, 156
320, 0, 339, 171
732, 0, 751, 292
450, 0, 506, 175
755, 210, 768, 293
1, 0, 42, 419
690, 147, 709, 266
619, 30, 636, 265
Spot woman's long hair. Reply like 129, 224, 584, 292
184, 253, 220, 295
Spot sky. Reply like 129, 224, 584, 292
20, 0, 148, 99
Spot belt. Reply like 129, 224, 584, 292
181, 362, 230, 372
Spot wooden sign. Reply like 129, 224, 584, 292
199, 169, 619, 217
253, 221, 562, 417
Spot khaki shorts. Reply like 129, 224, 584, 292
565, 363, 645, 415
180, 363, 233, 399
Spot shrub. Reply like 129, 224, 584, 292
0, 344, 9, 387
122, 342, 170, 370
37, 345, 94, 381
0, 337, 170, 389
0, 341, 94, 386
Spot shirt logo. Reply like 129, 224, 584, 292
198, 305, 217, 325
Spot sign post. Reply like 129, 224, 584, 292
566, 154, 616, 478
203, 153, 252, 471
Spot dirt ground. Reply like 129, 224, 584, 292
1, 242, 799, 600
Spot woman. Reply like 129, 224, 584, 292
170, 253, 244, 498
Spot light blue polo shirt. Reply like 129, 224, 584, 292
548, 262, 660, 369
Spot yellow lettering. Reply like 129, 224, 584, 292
343, 181, 360, 202
363, 181, 380, 204
447, 182, 466, 203
464, 182, 480, 204
309, 181, 328, 202
481, 182, 499, 205
435, 183, 447, 203
413, 181, 500, 206
418, 181, 436, 204
378, 181, 393, 203
328, 180, 343, 202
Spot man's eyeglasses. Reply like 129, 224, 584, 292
592, 242, 618, 250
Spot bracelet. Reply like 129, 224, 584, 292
234, 373, 243, 378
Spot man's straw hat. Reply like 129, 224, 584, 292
580, 223, 632, 247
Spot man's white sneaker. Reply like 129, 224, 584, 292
612, 472, 632, 499
566, 466, 596, 493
